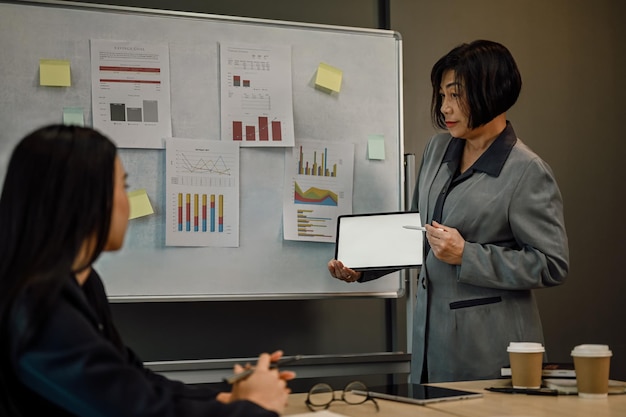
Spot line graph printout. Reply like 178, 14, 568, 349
90, 39, 172, 148
165, 138, 240, 247
220, 43, 294, 147
283, 140, 354, 242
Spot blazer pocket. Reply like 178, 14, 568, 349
449, 296, 502, 310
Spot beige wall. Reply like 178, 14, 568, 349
392, 0, 626, 378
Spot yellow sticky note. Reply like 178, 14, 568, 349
39, 59, 71, 87
368, 134, 385, 160
63, 107, 85, 126
128, 189, 154, 220
315, 62, 343, 92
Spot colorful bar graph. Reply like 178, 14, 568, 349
185, 193, 191, 231
175, 193, 225, 233
297, 146, 337, 177
219, 195, 224, 232
178, 193, 183, 231
194, 194, 199, 231
210, 194, 216, 232
296, 209, 333, 238
202, 194, 207, 232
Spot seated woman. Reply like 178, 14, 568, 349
0, 124, 294, 416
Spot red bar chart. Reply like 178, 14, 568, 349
232, 118, 282, 142
220, 43, 294, 147
233, 75, 250, 87
259, 116, 269, 141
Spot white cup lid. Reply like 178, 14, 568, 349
507, 342, 545, 353
571, 344, 612, 357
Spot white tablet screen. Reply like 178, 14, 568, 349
335, 212, 423, 271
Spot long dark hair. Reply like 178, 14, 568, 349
430, 39, 522, 130
0, 124, 117, 415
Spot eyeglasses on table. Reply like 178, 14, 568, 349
305, 380, 379, 412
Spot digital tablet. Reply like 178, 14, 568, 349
351, 383, 483, 405
334, 212, 423, 271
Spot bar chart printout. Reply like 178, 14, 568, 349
283, 139, 355, 242
90, 39, 172, 148
220, 43, 294, 147
165, 138, 240, 247
176, 193, 224, 233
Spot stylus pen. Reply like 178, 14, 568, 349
223, 355, 302, 384
485, 387, 559, 396
402, 225, 426, 231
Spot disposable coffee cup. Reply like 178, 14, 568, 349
507, 342, 545, 389
571, 344, 612, 398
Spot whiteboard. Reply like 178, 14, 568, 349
0, 0, 404, 300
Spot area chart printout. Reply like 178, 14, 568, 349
90, 39, 172, 148
220, 43, 295, 147
165, 138, 240, 247
283, 140, 354, 243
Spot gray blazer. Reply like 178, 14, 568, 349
410, 123, 569, 382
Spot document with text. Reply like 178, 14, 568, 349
91, 39, 172, 148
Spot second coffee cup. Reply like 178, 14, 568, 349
507, 342, 545, 389
571, 344, 612, 398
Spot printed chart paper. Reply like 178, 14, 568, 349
90, 39, 172, 148
220, 43, 294, 147
283, 140, 354, 243
165, 138, 240, 247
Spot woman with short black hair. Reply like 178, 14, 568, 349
329, 40, 569, 383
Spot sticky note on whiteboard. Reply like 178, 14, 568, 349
368, 134, 385, 160
315, 62, 343, 92
39, 59, 71, 86
128, 189, 154, 220
63, 107, 85, 126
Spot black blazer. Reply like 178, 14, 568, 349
6, 269, 277, 417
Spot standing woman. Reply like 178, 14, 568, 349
0, 125, 293, 416
328, 40, 569, 383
